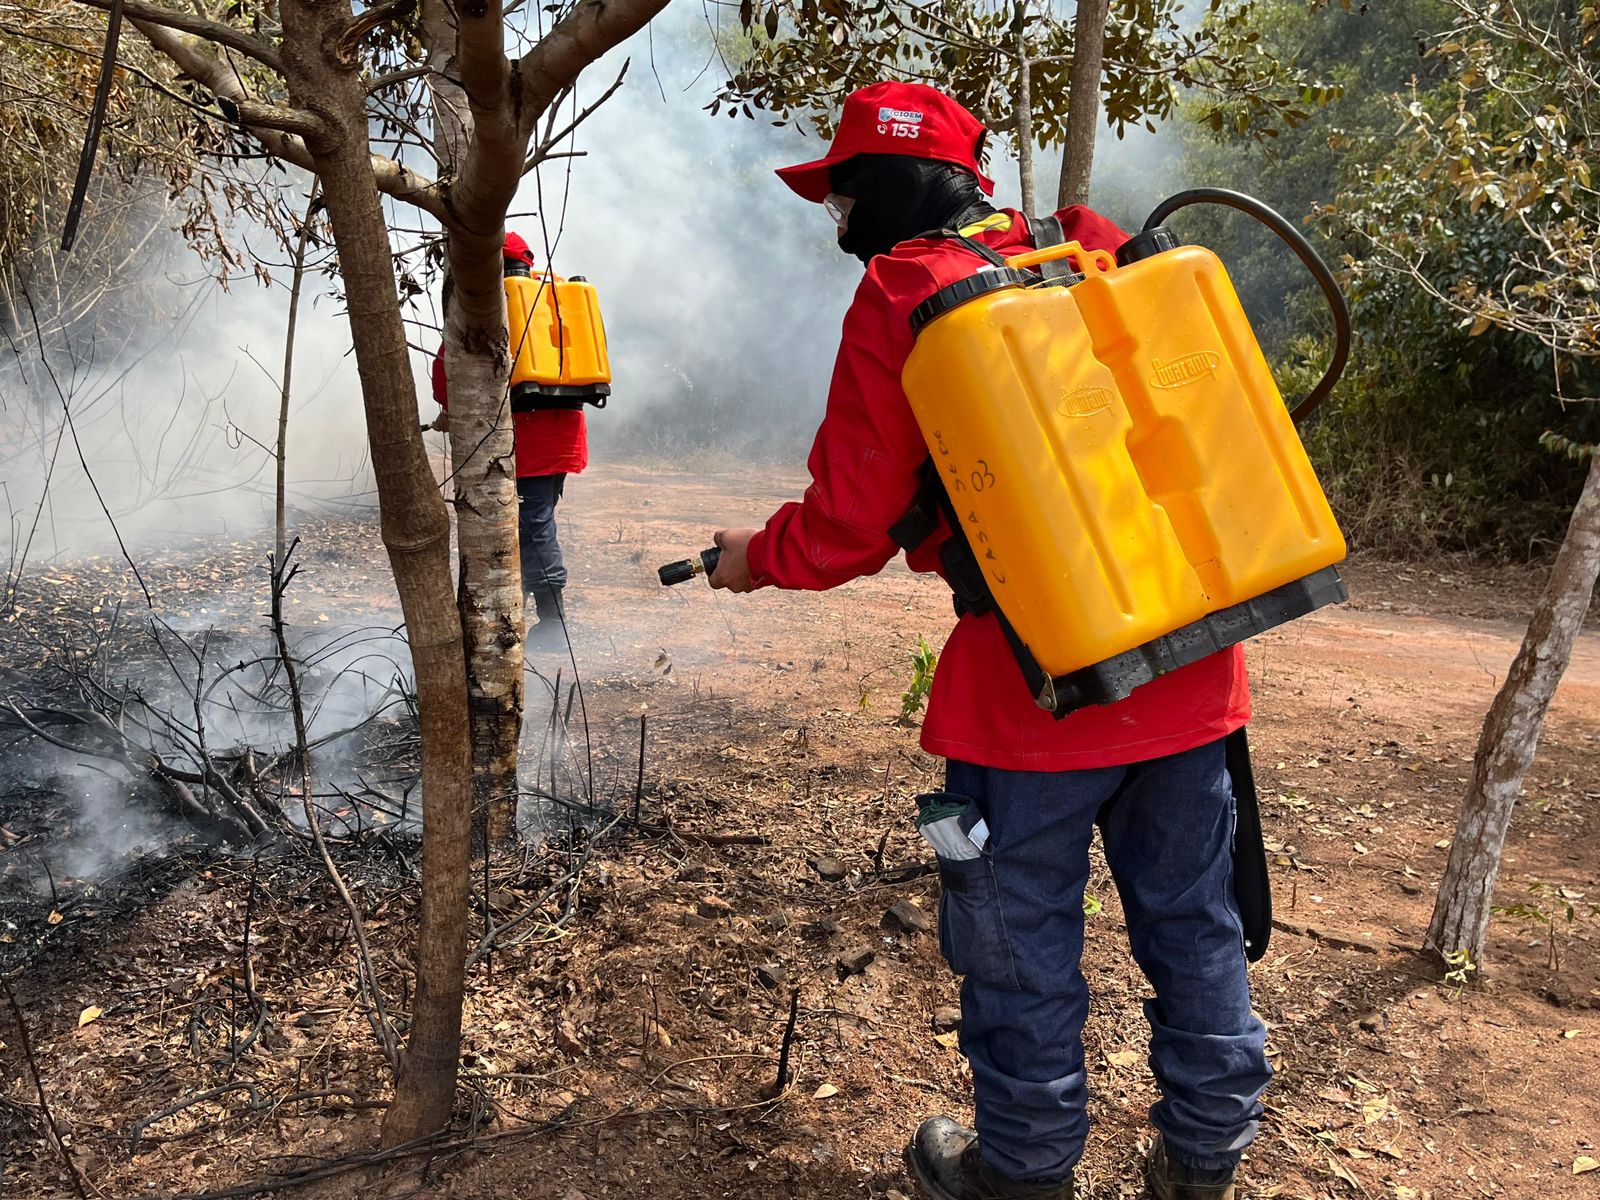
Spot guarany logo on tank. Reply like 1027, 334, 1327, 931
1057, 385, 1114, 417
1150, 351, 1222, 389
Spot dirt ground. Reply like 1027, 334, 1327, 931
3, 461, 1598, 1200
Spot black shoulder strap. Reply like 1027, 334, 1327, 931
1026, 213, 1077, 283
916, 226, 1010, 268
888, 458, 944, 551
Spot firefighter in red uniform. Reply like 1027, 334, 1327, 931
708, 83, 1269, 1200
431, 233, 588, 646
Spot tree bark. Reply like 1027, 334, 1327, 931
1056, 0, 1109, 208
425, 0, 526, 852
1426, 450, 1600, 967
273, 0, 475, 1145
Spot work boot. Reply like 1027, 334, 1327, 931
904, 1117, 1074, 1200
526, 587, 567, 649
1144, 1135, 1236, 1200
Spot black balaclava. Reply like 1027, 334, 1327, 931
830, 154, 996, 266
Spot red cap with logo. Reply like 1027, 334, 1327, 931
503, 232, 535, 266
775, 82, 994, 203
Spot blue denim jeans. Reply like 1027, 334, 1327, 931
938, 739, 1270, 1183
516, 474, 567, 594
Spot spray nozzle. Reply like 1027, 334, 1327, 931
658, 547, 721, 587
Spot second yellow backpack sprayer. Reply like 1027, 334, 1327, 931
661, 189, 1351, 717
504, 259, 612, 410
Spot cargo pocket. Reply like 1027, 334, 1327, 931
927, 802, 1019, 991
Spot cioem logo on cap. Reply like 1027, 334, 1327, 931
877, 107, 925, 124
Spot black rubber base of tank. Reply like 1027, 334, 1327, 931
510, 382, 610, 412
1041, 565, 1348, 717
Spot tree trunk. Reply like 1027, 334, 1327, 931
1426, 450, 1600, 967
426, 0, 526, 853
444, 245, 525, 853
274, 0, 475, 1145
1057, 0, 1110, 208
1015, 49, 1036, 215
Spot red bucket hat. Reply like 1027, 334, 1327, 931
503, 232, 535, 266
775, 82, 994, 204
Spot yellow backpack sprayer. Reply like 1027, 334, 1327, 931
504, 260, 612, 411
662, 189, 1351, 718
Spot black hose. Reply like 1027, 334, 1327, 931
1142, 188, 1350, 423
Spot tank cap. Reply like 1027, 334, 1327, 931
504, 260, 532, 277
911, 267, 1033, 334
1115, 226, 1182, 266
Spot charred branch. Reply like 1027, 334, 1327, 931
0, 701, 261, 844
0, 978, 96, 1199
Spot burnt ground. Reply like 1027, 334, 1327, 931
2, 461, 1597, 1200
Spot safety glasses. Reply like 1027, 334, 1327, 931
823, 193, 855, 231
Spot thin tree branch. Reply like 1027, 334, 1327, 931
128, 19, 448, 220
515, 0, 672, 136
367, 64, 431, 93
0, 979, 100, 1200
73, 0, 283, 71
523, 58, 626, 171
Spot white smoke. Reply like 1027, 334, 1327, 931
0, 249, 382, 565
14, 751, 181, 888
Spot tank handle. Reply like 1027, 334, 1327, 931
1005, 241, 1117, 277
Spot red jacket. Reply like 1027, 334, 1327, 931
745, 207, 1250, 771
432, 346, 588, 478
